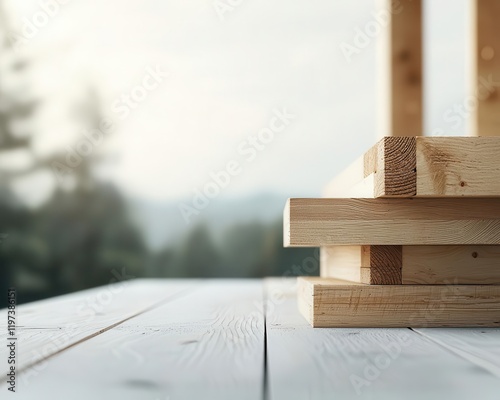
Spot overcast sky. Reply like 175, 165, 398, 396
5, 0, 469, 202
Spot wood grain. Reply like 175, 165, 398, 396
0, 280, 197, 379
285, 198, 500, 246
416, 137, 500, 196
378, 137, 417, 196
403, 245, 500, 284
266, 278, 500, 399
322, 245, 500, 285
321, 246, 402, 284
361, 245, 402, 284
413, 328, 500, 378
6, 281, 265, 399
320, 246, 363, 282
324, 137, 500, 198
472, 0, 500, 136
378, 0, 422, 137
298, 277, 500, 328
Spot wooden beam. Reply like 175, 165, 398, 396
321, 245, 500, 285
379, 0, 422, 137
324, 136, 500, 197
284, 198, 500, 247
472, 0, 500, 136
267, 279, 500, 397
321, 246, 402, 284
298, 277, 500, 328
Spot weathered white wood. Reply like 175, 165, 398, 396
9, 280, 265, 400
4, 279, 500, 399
413, 328, 500, 378
266, 278, 500, 400
0, 279, 196, 376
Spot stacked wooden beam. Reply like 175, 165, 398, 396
284, 136, 500, 327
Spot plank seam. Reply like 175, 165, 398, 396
411, 328, 500, 379
10, 285, 199, 381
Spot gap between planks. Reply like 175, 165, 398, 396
8, 280, 266, 400
265, 278, 500, 400
411, 328, 500, 379
0, 281, 199, 383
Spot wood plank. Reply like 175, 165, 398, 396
403, 245, 500, 284
7, 280, 265, 400
321, 245, 500, 285
320, 246, 363, 282
413, 328, 500, 378
298, 277, 500, 328
266, 278, 500, 400
285, 198, 500, 247
324, 136, 500, 198
416, 137, 500, 195
378, 0, 422, 137
0, 279, 197, 377
324, 136, 416, 197
321, 246, 402, 284
472, 0, 500, 136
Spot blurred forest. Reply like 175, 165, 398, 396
0, 2, 316, 307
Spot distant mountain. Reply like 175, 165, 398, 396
128, 193, 288, 250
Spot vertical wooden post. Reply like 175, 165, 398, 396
378, 0, 423, 137
472, 0, 500, 136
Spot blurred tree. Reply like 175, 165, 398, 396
0, 0, 318, 308
258, 220, 318, 277
0, 0, 147, 306
177, 224, 221, 278
220, 221, 268, 277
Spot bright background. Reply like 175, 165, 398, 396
0, 0, 470, 305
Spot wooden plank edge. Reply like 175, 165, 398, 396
298, 277, 500, 328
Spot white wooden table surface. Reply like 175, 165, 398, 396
1, 278, 500, 399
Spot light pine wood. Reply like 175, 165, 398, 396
324, 136, 416, 197
266, 279, 500, 399
324, 136, 500, 197
321, 246, 402, 284
403, 245, 500, 284
298, 277, 500, 328
320, 246, 363, 282
416, 137, 500, 195
378, 0, 422, 137
7, 281, 265, 399
285, 198, 500, 247
472, 0, 500, 136
321, 245, 500, 285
